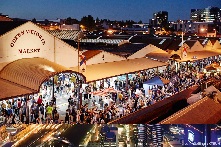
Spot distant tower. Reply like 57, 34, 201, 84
145, 124, 163, 147
137, 124, 146, 146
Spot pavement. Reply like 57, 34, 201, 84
35, 84, 102, 122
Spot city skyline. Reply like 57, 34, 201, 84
0, 0, 221, 22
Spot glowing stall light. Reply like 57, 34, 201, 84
107, 30, 113, 34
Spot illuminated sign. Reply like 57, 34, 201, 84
188, 130, 194, 143
10, 30, 45, 47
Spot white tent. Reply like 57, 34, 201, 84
143, 76, 169, 96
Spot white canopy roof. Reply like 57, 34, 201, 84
174, 50, 221, 62
71, 57, 168, 83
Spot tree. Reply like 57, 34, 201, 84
44, 19, 49, 25
163, 23, 175, 35
138, 20, 142, 24
80, 15, 96, 31
125, 20, 136, 27
95, 17, 100, 23
65, 17, 79, 25
32, 18, 36, 23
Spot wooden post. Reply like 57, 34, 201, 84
25, 95, 29, 124
79, 80, 83, 108
52, 76, 55, 99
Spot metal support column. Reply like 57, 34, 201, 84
126, 74, 129, 90
52, 76, 55, 99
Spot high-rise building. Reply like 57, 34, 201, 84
145, 124, 163, 147
137, 124, 146, 146
190, 6, 221, 22
150, 11, 168, 27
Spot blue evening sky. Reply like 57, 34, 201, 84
0, 0, 220, 22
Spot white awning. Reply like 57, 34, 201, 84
176, 50, 221, 62
71, 57, 168, 83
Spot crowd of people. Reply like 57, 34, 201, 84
0, 95, 59, 125
0, 58, 220, 125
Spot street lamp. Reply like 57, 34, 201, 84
200, 28, 205, 32
77, 35, 80, 73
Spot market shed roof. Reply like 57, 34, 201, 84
160, 97, 221, 124
0, 57, 85, 100
71, 57, 168, 83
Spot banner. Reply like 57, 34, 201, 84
182, 46, 188, 58
79, 53, 86, 72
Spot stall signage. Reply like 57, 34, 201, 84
18, 48, 40, 53
10, 30, 46, 47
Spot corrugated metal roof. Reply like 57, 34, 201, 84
160, 97, 221, 124
80, 38, 123, 44
71, 57, 167, 83
0, 78, 35, 100
0, 57, 85, 100
47, 30, 80, 40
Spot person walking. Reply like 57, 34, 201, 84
46, 103, 53, 120
39, 103, 44, 121
65, 109, 70, 124
54, 110, 59, 124
37, 95, 43, 106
